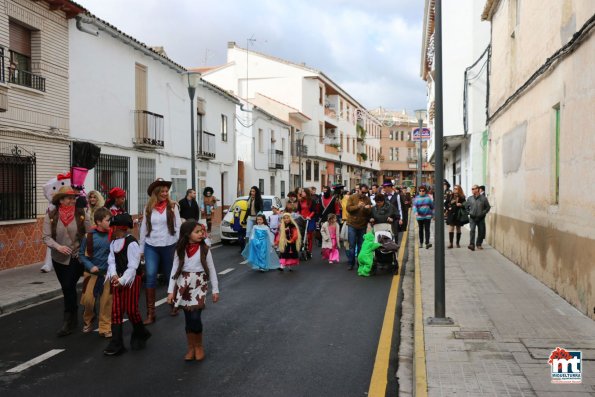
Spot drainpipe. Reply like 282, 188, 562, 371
75, 16, 99, 36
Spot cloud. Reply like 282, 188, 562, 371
76, 0, 427, 111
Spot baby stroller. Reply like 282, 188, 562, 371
372, 223, 399, 275
294, 215, 311, 261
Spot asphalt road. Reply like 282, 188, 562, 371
0, 243, 396, 397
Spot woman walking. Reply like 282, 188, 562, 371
413, 186, 434, 249
242, 186, 263, 240
42, 186, 91, 336
445, 185, 467, 248
297, 187, 317, 258
140, 179, 181, 324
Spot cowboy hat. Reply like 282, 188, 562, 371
147, 178, 172, 196
52, 186, 78, 206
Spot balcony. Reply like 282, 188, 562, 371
134, 110, 164, 148
8, 68, 46, 92
197, 131, 216, 159
268, 149, 284, 169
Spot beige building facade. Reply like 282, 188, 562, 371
483, 0, 595, 318
371, 108, 433, 188
0, 0, 83, 270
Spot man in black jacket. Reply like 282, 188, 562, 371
178, 189, 199, 221
382, 181, 404, 237
466, 185, 491, 251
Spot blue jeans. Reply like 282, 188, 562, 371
246, 216, 256, 239
347, 225, 366, 267
144, 243, 176, 288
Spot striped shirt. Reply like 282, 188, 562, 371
413, 195, 434, 220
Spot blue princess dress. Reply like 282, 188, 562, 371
241, 225, 280, 271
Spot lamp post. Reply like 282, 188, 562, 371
414, 109, 427, 190
337, 147, 343, 185
184, 71, 201, 190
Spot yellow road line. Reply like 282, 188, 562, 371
368, 220, 409, 397
414, 221, 429, 397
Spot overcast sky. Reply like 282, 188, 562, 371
76, 0, 427, 112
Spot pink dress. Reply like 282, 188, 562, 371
322, 224, 340, 262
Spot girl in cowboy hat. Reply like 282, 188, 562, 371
139, 179, 181, 323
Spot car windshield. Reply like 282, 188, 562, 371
263, 199, 272, 211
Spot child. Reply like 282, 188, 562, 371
106, 187, 126, 216
103, 214, 151, 356
79, 207, 112, 337
242, 214, 279, 272
268, 205, 281, 238
167, 221, 219, 361
320, 213, 340, 264
275, 213, 302, 272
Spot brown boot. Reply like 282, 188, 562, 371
143, 288, 156, 325
447, 232, 454, 249
184, 333, 195, 361
456, 233, 461, 248
194, 333, 205, 361
169, 304, 179, 316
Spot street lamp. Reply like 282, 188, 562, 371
414, 109, 427, 190
337, 146, 343, 185
184, 71, 201, 190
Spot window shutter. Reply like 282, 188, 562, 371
9, 21, 31, 56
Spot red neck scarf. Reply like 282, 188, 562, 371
59, 205, 75, 226
186, 242, 200, 258
155, 200, 168, 214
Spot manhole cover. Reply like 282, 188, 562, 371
30, 281, 44, 285
454, 331, 493, 340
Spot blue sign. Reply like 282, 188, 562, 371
412, 128, 431, 141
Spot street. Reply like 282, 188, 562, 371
0, 243, 399, 397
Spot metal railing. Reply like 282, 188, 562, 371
0, 48, 4, 83
94, 154, 130, 212
197, 131, 215, 159
8, 68, 46, 92
0, 145, 37, 221
268, 149, 284, 169
134, 110, 164, 148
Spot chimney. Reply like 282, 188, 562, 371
228, 41, 236, 49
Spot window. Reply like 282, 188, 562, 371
135, 63, 147, 111
259, 178, 265, 194
280, 180, 286, 199
258, 129, 263, 152
346, 136, 350, 152
401, 131, 405, 141
221, 114, 228, 142
395, 147, 399, 161
340, 132, 344, 149
314, 161, 320, 182
319, 86, 323, 105
281, 137, 286, 154
305, 160, 312, 181
170, 178, 187, 202
346, 104, 350, 122
553, 104, 560, 204
270, 129, 275, 146
8, 21, 45, 91
137, 158, 155, 213
352, 138, 356, 154
95, 154, 130, 213
0, 148, 36, 221
270, 176, 275, 195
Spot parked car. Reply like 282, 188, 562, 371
220, 195, 283, 244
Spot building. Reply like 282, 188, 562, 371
482, 0, 595, 318
0, 0, 84, 270
370, 108, 434, 187
69, 14, 239, 219
234, 98, 291, 198
420, 0, 491, 194
202, 42, 381, 192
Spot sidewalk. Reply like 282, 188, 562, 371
0, 226, 222, 316
415, 224, 595, 396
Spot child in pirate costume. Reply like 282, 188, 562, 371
103, 214, 151, 356
106, 187, 127, 216
167, 220, 219, 361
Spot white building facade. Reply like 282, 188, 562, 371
203, 42, 381, 192
421, 0, 491, 194
69, 15, 238, 215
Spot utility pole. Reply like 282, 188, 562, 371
428, 0, 453, 325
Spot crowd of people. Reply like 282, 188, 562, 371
40, 171, 490, 361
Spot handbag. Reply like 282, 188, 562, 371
457, 207, 469, 225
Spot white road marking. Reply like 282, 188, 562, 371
218, 268, 235, 275
240, 260, 248, 265
6, 349, 65, 373
155, 297, 168, 307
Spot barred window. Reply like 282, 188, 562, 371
94, 154, 130, 213
0, 147, 36, 221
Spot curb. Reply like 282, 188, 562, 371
0, 287, 64, 316
413, 221, 428, 396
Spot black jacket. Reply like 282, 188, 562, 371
179, 197, 200, 221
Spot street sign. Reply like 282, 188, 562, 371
412, 128, 431, 142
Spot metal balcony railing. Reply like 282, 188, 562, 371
8, 68, 46, 92
0, 48, 4, 83
197, 131, 216, 159
268, 149, 284, 169
134, 110, 164, 148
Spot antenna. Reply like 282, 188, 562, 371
202, 49, 215, 66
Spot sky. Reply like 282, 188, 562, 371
75, 0, 427, 113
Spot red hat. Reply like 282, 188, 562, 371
109, 187, 126, 199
